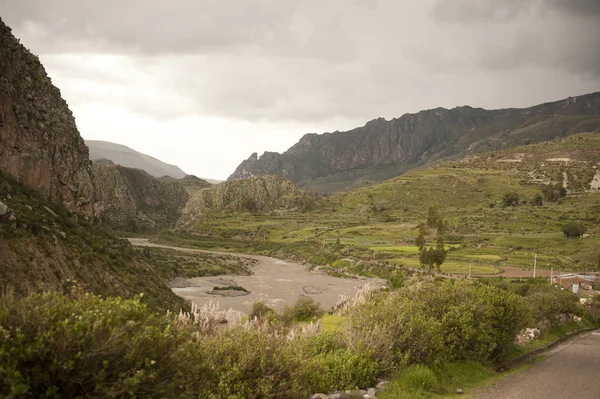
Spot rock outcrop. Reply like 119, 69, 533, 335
158, 174, 212, 196
0, 17, 94, 215
179, 175, 315, 228
93, 164, 189, 232
229, 92, 600, 192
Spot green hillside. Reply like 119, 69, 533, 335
166, 133, 600, 277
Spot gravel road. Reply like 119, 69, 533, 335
475, 331, 600, 399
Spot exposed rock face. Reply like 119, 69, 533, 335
0, 17, 94, 215
229, 92, 600, 192
179, 175, 314, 228
93, 164, 189, 232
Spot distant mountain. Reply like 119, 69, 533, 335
86, 140, 187, 179
229, 92, 600, 192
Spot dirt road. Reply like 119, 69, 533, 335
128, 238, 385, 313
475, 331, 600, 399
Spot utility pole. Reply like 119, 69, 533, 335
533, 253, 537, 278
550, 267, 553, 285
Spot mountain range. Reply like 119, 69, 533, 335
229, 93, 600, 192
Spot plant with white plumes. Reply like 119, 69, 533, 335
333, 283, 377, 316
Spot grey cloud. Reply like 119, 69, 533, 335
546, 0, 600, 16
1, 0, 599, 125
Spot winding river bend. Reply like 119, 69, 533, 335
128, 238, 385, 314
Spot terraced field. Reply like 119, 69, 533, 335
158, 134, 600, 279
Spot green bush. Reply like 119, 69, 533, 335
248, 301, 275, 320
282, 297, 324, 323
348, 281, 530, 368
303, 332, 378, 392
561, 221, 586, 238
525, 286, 583, 327
502, 192, 520, 207
0, 290, 207, 398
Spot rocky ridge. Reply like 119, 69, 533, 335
229, 93, 600, 192
93, 163, 189, 232
0, 17, 94, 216
178, 175, 315, 228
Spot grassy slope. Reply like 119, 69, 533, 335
167, 133, 600, 277
0, 171, 191, 311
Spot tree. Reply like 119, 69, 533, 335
432, 236, 448, 272
415, 232, 426, 251
427, 205, 440, 228
532, 193, 543, 206
542, 183, 567, 202
502, 192, 520, 207
561, 221, 586, 238
436, 218, 449, 235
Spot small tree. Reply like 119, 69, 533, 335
532, 193, 543, 206
432, 236, 448, 272
415, 231, 426, 250
427, 205, 440, 228
503, 192, 520, 207
561, 222, 586, 238
436, 218, 449, 235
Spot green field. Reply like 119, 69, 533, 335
156, 134, 600, 279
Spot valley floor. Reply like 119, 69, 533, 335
129, 238, 385, 313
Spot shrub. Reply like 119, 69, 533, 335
525, 286, 583, 327
347, 281, 530, 368
248, 301, 275, 320
283, 297, 324, 322
0, 290, 208, 398
502, 192, 520, 207
561, 221, 586, 237
532, 193, 543, 206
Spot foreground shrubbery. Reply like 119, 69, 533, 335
0, 279, 592, 398
347, 280, 531, 370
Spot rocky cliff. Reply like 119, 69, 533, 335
92, 164, 189, 232
0, 17, 94, 215
229, 92, 600, 192
178, 175, 315, 228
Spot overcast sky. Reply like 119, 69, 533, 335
2, 0, 599, 180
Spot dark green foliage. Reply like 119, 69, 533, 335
542, 183, 567, 202
415, 231, 426, 250
561, 221, 586, 237
532, 192, 544, 206
426, 205, 440, 228
502, 192, 520, 207
283, 297, 324, 322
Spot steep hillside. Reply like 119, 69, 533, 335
93, 164, 189, 232
0, 170, 187, 311
229, 93, 600, 192
86, 140, 187, 179
159, 174, 212, 196
0, 17, 94, 215
178, 175, 316, 229
168, 133, 600, 275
